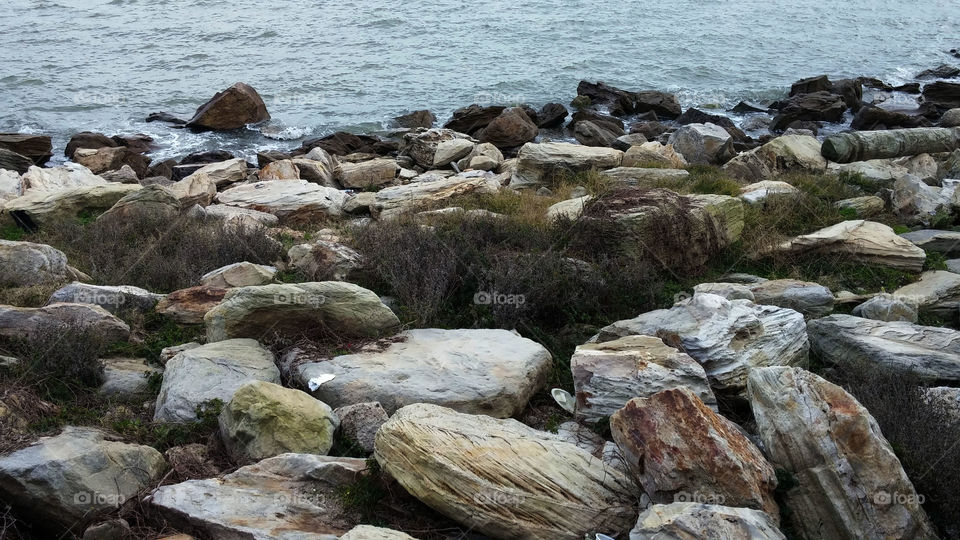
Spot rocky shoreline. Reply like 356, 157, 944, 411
1, 60, 960, 539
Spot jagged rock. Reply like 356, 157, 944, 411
629, 503, 786, 540
375, 403, 637, 539
572, 335, 716, 421
155, 286, 227, 324
0, 303, 130, 343
154, 338, 281, 422
186, 82, 270, 130
748, 367, 936, 540
0, 240, 73, 286
480, 107, 539, 149
668, 123, 734, 165
596, 293, 809, 395
3, 184, 140, 227
621, 141, 688, 168
298, 329, 551, 417
611, 388, 779, 518
204, 282, 399, 342
836, 195, 885, 217
339, 158, 398, 189
219, 380, 339, 461
922, 81, 960, 110
511, 142, 623, 188
769, 220, 926, 272
294, 148, 341, 187
371, 172, 499, 218
852, 293, 919, 323
215, 180, 348, 223
100, 357, 163, 398
0, 427, 165, 534
723, 134, 826, 182
901, 229, 960, 256
48, 282, 163, 315
149, 453, 367, 539
200, 262, 276, 288
746, 279, 834, 317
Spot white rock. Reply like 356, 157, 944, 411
216, 180, 348, 222
629, 503, 785, 540
770, 220, 926, 272
511, 142, 623, 188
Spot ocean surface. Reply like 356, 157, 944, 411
2, 0, 959, 163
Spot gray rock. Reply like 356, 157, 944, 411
511, 142, 622, 188
48, 282, 163, 315
668, 122, 734, 165
333, 402, 389, 453
0, 303, 130, 343
99, 357, 162, 398
287, 241, 363, 281
432, 138, 474, 168
693, 282, 755, 301
0, 239, 73, 286
900, 229, 960, 256
629, 503, 785, 540
852, 294, 919, 323
746, 279, 834, 318
199, 261, 276, 288
215, 180, 348, 223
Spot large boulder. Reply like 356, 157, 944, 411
511, 142, 623, 188
371, 172, 499, 218
154, 338, 281, 422
155, 285, 227, 324
72, 146, 150, 178
287, 240, 363, 281
668, 123, 734, 165
0, 303, 130, 343
48, 282, 163, 315
20, 163, 104, 192
184, 158, 249, 188
3, 183, 141, 227
200, 261, 276, 288
394, 109, 436, 129
771, 91, 847, 131
629, 503, 786, 540
611, 389, 779, 518
0, 427, 165, 534
168, 172, 217, 207
432, 138, 475, 168
480, 107, 539, 149
808, 314, 960, 383
443, 104, 505, 135
219, 380, 339, 461
149, 453, 367, 538
0, 134, 52, 165
186, 82, 270, 130
748, 367, 936, 540
297, 328, 551, 417
571, 335, 716, 421
339, 158, 398, 189
621, 141, 688, 168
901, 229, 960, 257
97, 184, 180, 224
769, 220, 926, 272
204, 282, 399, 342
0, 240, 73, 286
723, 134, 827, 182
375, 403, 638, 539
215, 180, 348, 223
574, 120, 620, 147
746, 279, 834, 318
890, 269, 960, 317
596, 293, 809, 396
921, 80, 960, 110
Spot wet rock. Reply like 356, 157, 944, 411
65, 131, 119, 160
771, 92, 847, 132
0, 148, 33, 175
852, 105, 933, 131
570, 110, 625, 135
394, 109, 435, 129
921, 81, 960, 111
574, 120, 620, 147
917, 64, 960, 80
186, 82, 270, 130
72, 146, 150, 178
537, 102, 568, 128
0, 134, 52, 165
443, 104, 505, 135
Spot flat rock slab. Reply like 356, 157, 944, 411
0, 303, 130, 343
48, 282, 163, 315
3, 184, 141, 227
772, 220, 926, 272
900, 229, 960, 256
298, 328, 552, 417
215, 180, 348, 223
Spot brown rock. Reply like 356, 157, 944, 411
65, 132, 118, 159
0, 133, 52, 165
443, 104, 506, 135
73, 146, 150, 177
479, 107, 539, 149
394, 110, 435, 129
186, 82, 270, 130
156, 286, 227, 324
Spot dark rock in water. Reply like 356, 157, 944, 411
952, 49, 960, 59
297, 132, 383, 156
629, 121, 670, 141
0, 134, 52, 165
180, 150, 235, 165
573, 120, 619, 147
893, 83, 922, 94
537, 103, 568, 128
443, 104, 505, 135
771, 91, 847, 131
916, 64, 960, 80
394, 109, 435, 129
146, 158, 176, 180
185, 82, 270, 131
921, 81, 960, 110
786, 120, 821, 135
146, 112, 187, 125
576, 80, 635, 116
634, 110, 659, 121
570, 110, 625, 135
65, 132, 117, 159
112, 134, 155, 154
171, 164, 207, 182
519, 104, 539, 126
479, 107, 538, 149
257, 150, 292, 168
833, 78, 863, 112
851, 105, 934, 131
0, 148, 33, 174
790, 74, 833, 96
858, 77, 893, 91
677, 108, 736, 129
729, 101, 767, 114
634, 90, 682, 119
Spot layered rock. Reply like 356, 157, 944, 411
48, 282, 163, 315
215, 180, 348, 223
3, 184, 140, 227
511, 142, 623, 188
0, 303, 130, 343
199, 261, 276, 288
0, 239, 73, 286
371, 173, 499, 218
629, 503, 785, 540
723, 134, 826, 182
746, 279, 834, 318
339, 158, 398, 189
769, 220, 926, 272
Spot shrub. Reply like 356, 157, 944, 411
683, 165, 742, 196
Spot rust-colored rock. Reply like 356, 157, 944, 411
156, 285, 227, 324
186, 83, 270, 131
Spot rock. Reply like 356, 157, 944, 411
375, 403, 637, 539
621, 141, 688, 168
394, 109, 435, 129
155, 286, 227, 325
72, 146, 150, 178
808, 314, 960, 382
339, 158, 398, 189
537, 102, 568, 128
398, 128, 463, 169
572, 335, 716, 421
748, 367, 936, 540
297, 132, 387, 157
0, 169, 21, 203
739, 180, 800, 204
0, 148, 34, 174
480, 107, 539, 149
0, 239, 72, 286
823, 127, 958, 163
922, 80, 960, 110
852, 105, 932, 131
836, 195, 885, 217
576, 81, 637, 116
0, 303, 130, 343
154, 338, 280, 422
723, 134, 826, 181
2, 183, 141, 228
917, 63, 960, 79
574, 120, 620, 147
611, 389, 778, 518
298, 328, 551, 417
0, 134, 52, 165
204, 282, 399, 342
100, 357, 163, 398
546, 195, 592, 220
333, 402, 388, 454
668, 123, 734, 165
629, 120, 671, 141
149, 453, 367, 539
100, 164, 140, 184
20, 163, 105, 193
693, 282, 755, 301
186, 82, 270, 130
48, 282, 163, 315
292, 154, 340, 189
601, 167, 690, 187
790, 74, 833, 96
64, 132, 117, 159
746, 279, 834, 317
634, 90, 682, 119
771, 91, 847, 132
595, 293, 809, 396
185, 158, 249, 189
612, 133, 649, 151
511, 142, 623, 188
215, 180, 348, 223
433, 138, 474, 168
372, 173, 499, 218
168, 171, 217, 207
770, 220, 926, 272
456, 141, 503, 171
200, 262, 276, 288
443, 104, 505, 135
852, 293, 919, 323
924, 386, 960, 421
82, 519, 132, 540
287, 240, 363, 281
629, 503, 786, 540
900, 229, 960, 256
219, 380, 339, 461
894, 174, 953, 224
890, 270, 960, 316
195, 204, 279, 228
97, 184, 181, 224
570, 110, 626, 135
940, 108, 960, 127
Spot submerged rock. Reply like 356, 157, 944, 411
186, 82, 270, 130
